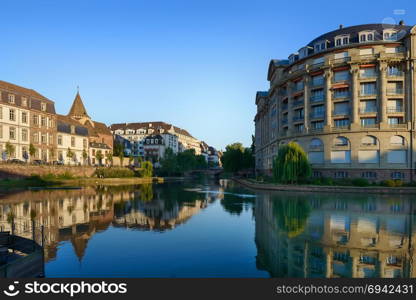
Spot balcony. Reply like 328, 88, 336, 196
333, 110, 350, 116
310, 94, 325, 103
389, 123, 407, 129
333, 124, 350, 130
311, 78, 325, 87
293, 84, 304, 93
292, 116, 304, 122
331, 57, 351, 65
387, 70, 404, 77
310, 112, 325, 119
281, 103, 288, 111
387, 107, 404, 113
361, 123, 378, 129
282, 119, 288, 126
292, 99, 304, 107
333, 92, 350, 99
359, 72, 377, 79
309, 61, 324, 70
310, 127, 324, 133
360, 90, 377, 97
387, 88, 404, 95
359, 107, 377, 114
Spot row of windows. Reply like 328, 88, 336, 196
314, 170, 405, 180
307, 135, 405, 148
2, 93, 47, 111
0, 107, 54, 127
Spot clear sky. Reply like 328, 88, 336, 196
1, 0, 416, 150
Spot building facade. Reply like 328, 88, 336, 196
255, 23, 416, 181
56, 115, 89, 165
0, 81, 57, 162
110, 121, 200, 157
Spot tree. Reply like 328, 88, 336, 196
49, 147, 57, 161
106, 152, 113, 166
82, 149, 88, 164
159, 148, 179, 176
141, 161, 153, 178
129, 153, 134, 166
221, 143, 244, 173
95, 150, 104, 166
272, 142, 311, 184
118, 150, 124, 167
66, 147, 74, 165
5, 142, 15, 159
195, 155, 208, 169
29, 143, 36, 160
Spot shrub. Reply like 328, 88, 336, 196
351, 178, 369, 187
95, 167, 135, 178
381, 179, 403, 187
140, 161, 153, 178
320, 177, 334, 186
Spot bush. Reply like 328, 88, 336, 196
320, 177, 334, 186
95, 167, 135, 178
381, 179, 403, 187
351, 178, 370, 187
139, 161, 153, 178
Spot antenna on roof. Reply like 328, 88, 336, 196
339, 24, 343, 29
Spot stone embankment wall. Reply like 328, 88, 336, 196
0, 164, 96, 179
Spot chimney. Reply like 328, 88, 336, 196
339, 24, 343, 29
399, 20, 405, 26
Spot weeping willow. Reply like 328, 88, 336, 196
273, 197, 311, 238
272, 142, 311, 184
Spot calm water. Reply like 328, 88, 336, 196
0, 179, 415, 278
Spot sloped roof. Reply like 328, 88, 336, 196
110, 121, 195, 139
0, 80, 53, 102
57, 114, 89, 136
68, 92, 90, 118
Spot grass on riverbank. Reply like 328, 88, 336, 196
250, 175, 416, 188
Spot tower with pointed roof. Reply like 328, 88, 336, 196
68, 91, 91, 121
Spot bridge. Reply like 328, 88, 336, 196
185, 168, 224, 178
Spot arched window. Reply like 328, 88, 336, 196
361, 135, 377, 146
310, 138, 323, 149
390, 135, 405, 145
334, 136, 349, 146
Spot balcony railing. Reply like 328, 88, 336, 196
387, 107, 404, 113
359, 72, 377, 79
359, 108, 377, 114
386, 88, 404, 95
292, 99, 304, 107
282, 119, 288, 125
389, 123, 407, 129
310, 112, 325, 119
310, 94, 325, 102
292, 116, 304, 122
310, 127, 324, 133
331, 57, 351, 64
333, 110, 350, 116
309, 62, 324, 70
281, 103, 288, 111
387, 70, 404, 77
360, 90, 377, 97
361, 123, 378, 128
293, 84, 304, 92
333, 92, 350, 99
311, 78, 324, 86
333, 124, 350, 130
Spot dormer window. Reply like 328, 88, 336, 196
383, 30, 398, 41
314, 41, 327, 53
298, 47, 311, 59
70, 125, 75, 134
21, 97, 27, 107
288, 53, 298, 64
8, 94, 15, 104
359, 31, 375, 43
335, 35, 350, 47
41, 102, 47, 111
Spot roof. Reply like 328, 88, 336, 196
110, 121, 195, 139
307, 23, 412, 47
57, 114, 89, 136
0, 80, 56, 113
89, 142, 111, 149
68, 92, 90, 119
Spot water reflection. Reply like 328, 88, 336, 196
0, 182, 224, 263
255, 191, 416, 278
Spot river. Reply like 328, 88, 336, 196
0, 179, 414, 278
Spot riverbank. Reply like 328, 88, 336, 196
233, 178, 416, 194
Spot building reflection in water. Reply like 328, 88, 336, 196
255, 192, 416, 278
0, 182, 221, 263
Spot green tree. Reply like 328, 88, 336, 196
272, 142, 311, 184
95, 150, 104, 166
66, 147, 74, 164
159, 148, 179, 176
177, 149, 197, 172
106, 151, 113, 166
221, 143, 244, 173
195, 155, 208, 169
82, 149, 88, 164
5, 142, 15, 159
141, 161, 153, 178
129, 153, 134, 166
29, 143, 36, 161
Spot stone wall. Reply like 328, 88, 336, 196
0, 164, 96, 179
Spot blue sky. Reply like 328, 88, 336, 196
2, 0, 415, 149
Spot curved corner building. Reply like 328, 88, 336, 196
255, 23, 416, 181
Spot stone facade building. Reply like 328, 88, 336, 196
56, 114, 89, 165
255, 23, 416, 182
110, 121, 200, 157
0, 80, 57, 162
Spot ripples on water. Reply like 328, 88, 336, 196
0, 179, 414, 278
